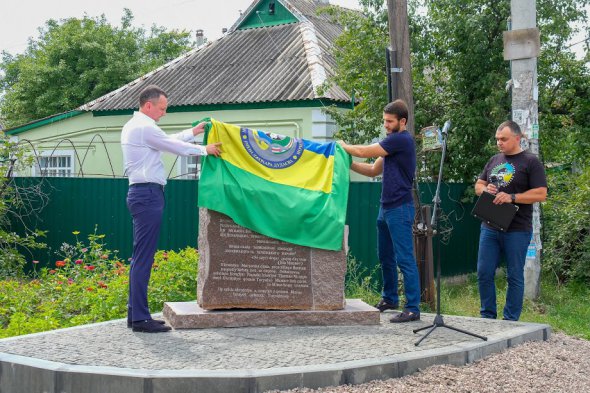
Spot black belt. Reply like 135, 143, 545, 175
130, 182, 164, 189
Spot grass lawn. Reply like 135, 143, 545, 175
434, 272, 590, 340
346, 257, 589, 340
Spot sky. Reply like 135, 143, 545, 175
0, 0, 361, 56
1, 1, 586, 59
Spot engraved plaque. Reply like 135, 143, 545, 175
197, 209, 346, 311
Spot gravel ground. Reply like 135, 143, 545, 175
270, 333, 590, 393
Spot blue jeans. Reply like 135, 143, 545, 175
477, 226, 531, 321
377, 203, 421, 313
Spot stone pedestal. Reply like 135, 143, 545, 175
197, 209, 347, 311
163, 299, 380, 329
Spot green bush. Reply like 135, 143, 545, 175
0, 242, 198, 338
543, 166, 590, 284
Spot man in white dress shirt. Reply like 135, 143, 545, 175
122, 85, 221, 333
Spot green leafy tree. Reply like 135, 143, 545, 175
543, 166, 590, 283
318, 1, 390, 145
323, 0, 589, 282
321, 0, 589, 182
0, 10, 194, 127
0, 138, 46, 277
537, 0, 590, 169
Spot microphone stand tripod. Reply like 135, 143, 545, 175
413, 124, 487, 347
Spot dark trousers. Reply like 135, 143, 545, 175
126, 184, 165, 323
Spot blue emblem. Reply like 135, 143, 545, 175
240, 128, 304, 169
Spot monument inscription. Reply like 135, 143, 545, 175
197, 209, 346, 310
212, 216, 313, 307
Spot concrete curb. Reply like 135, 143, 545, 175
0, 319, 551, 393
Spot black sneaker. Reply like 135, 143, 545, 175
127, 318, 166, 328
132, 320, 171, 333
390, 311, 420, 323
374, 299, 399, 312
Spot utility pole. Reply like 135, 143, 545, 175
386, 0, 415, 134
504, 0, 542, 298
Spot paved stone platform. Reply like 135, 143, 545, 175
0, 312, 550, 393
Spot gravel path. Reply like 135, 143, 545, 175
270, 333, 590, 393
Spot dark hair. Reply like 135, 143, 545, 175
139, 85, 167, 107
497, 120, 522, 136
383, 99, 409, 122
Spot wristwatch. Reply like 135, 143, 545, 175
510, 193, 516, 203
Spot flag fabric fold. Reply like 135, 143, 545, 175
197, 118, 350, 251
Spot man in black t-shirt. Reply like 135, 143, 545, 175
339, 100, 420, 323
475, 120, 547, 321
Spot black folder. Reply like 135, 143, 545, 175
471, 191, 519, 232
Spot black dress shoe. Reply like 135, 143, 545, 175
374, 299, 399, 312
132, 320, 171, 333
127, 318, 166, 328
389, 311, 420, 323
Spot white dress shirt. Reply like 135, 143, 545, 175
121, 111, 207, 185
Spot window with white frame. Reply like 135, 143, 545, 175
179, 155, 201, 179
33, 150, 75, 177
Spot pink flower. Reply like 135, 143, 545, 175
67, 278, 74, 285
32, 260, 40, 264
84, 265, 96, 271
81, 248, 88, 253
75, 259, 83, 265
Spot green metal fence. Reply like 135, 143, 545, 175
346, 182, 482, 277
11, 178, 481, 276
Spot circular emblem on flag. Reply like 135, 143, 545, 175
240, 128, 304, 169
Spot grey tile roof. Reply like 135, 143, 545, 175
82, 0, 350, 112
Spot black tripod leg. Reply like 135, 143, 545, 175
413, 323, 435, 334
442, 324, 487, 341
414, 324, 438, 346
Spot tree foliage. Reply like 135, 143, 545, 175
0, 10, 194, 127
543, 166, 590, 283
318, 1, 390, 145
322, 0, 589, 181
323, 0, 589, 282
0, 138, 47, 277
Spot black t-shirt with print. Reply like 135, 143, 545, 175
478, 151, 547, 232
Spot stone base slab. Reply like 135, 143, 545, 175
163, 299, 379, 329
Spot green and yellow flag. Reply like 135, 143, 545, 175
197, 118, 350, 251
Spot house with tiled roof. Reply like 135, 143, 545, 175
5, 0, 353, 179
